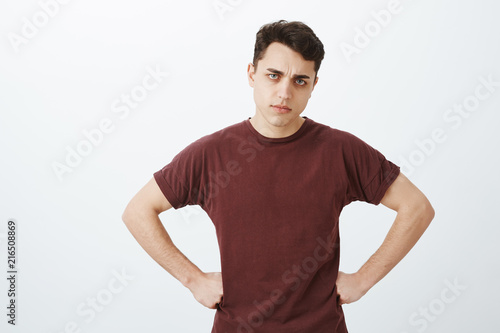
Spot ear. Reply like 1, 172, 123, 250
247, 63, 255, 88
309, 76, 319, 97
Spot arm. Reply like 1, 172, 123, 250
336, 172, 435, 304
122, 177, 223, 309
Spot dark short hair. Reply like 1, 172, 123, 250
253, 20, 325, 79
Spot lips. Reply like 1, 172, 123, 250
272, 104, 291, 113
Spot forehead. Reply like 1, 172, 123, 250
259, 42, 315, 74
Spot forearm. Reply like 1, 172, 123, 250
356, 203, 434, 293
122, 209, 203, 288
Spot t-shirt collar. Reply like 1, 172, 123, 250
244, 116, 311, 144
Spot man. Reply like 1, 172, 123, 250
122, 20, 434, 332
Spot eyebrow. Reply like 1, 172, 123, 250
266, 68, 311, 80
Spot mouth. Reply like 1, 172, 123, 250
272, 104, 292, 114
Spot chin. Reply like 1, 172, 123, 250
267, 113, 297, 127
268, 118, 287, 127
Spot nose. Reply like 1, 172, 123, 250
277, 79, 292, 100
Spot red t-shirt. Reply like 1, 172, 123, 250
154, 116, 400, 332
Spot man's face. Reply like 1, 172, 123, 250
247, 42, 318, 129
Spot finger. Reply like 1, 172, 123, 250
209, 300, 219, 309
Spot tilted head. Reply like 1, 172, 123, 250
247, 20, 325, 134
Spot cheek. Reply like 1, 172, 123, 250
254, 85, 269, 100
253, 87, 266, 106
295, 92, 312, 106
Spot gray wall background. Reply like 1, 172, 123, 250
1, 0, 498, 332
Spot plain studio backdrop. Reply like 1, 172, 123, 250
0, 0, 499, 332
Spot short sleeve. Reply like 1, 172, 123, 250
153, 140, 206, 209
343, 132, 400, 205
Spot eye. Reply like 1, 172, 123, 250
296, 79, 306, 86
268, 73, 279, 80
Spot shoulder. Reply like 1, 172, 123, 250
306, 118, 364, 146
198, 120, 245, 143
180, 120, 246, 152
306, 119, 384, 164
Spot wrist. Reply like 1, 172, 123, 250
181, 269, 205, 290
354, 269, 375, 295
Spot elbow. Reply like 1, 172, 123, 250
121, 208, 131, 227
122, 204, 145, 235
422, 193, 435, 221
423, 202, 435, 224
415, 198, 435, 227
400, 196, 435, 228
121, 209, 129, 224
122, 202, 137, 227
122, 200, 159, 229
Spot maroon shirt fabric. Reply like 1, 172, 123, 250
154, 116, 400, 332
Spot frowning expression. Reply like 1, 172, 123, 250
247, 42, 319, 128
